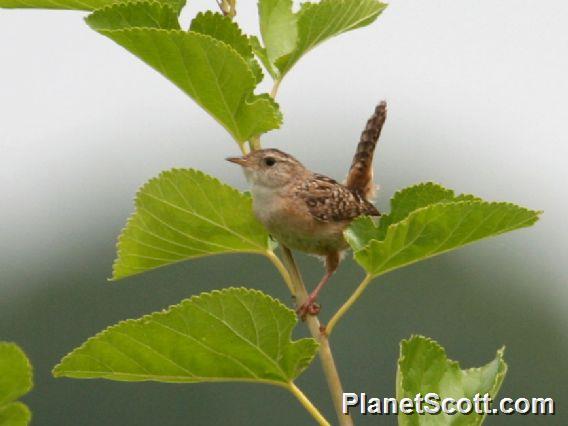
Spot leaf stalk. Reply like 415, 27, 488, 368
217, 0, 236, 18
326, 274, 373, 335
266, 250, 295, 294
249, 135, 261, 151
288, 382, 331, 426
270, 79, 282, 98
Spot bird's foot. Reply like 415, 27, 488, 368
297, 300, 321, 320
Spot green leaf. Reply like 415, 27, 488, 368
0, 342, 33, 426
53, 288, 319, 385
347, 183, 480, 250
86, 1, 180, 31
0, 0, 185, 14
85, 14, 282, 143
0, 402, 31, 426
249, 35, 279, 79
190, 11, 263, 84
258, 0, 298, 70
112, 168, 271, 280
275, 0, 388, 76
345, 183, 541, 278
378, 183, 479, 236
397, 336, 507, 425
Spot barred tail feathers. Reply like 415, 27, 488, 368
346, 101, 387, 200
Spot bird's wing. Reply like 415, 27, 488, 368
294, 174, 380, 222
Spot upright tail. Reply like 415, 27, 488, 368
345, 101, 387, 200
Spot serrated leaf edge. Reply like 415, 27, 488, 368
398, 335, 507, 404
296, 0, 388, 31
52, 287, 318, 385
0, 342, 34, 406
86, 0, 177, 20
390, 181, 456, 201
351, 199, 542, 277
111, 168, 271, 281
90, 28, 281, 141
249, 35, 279, 79
191, 10, 265, 84
276, 0, 388, 74
345, 181, 500, 248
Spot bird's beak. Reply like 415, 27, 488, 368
226, 156, 248, 166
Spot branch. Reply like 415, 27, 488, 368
265, 250, 295, 294
257, 75, 352, 425
216, 0, 236, 18
279, 246, 354, 426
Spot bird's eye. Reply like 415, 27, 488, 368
264, 157, 276, 167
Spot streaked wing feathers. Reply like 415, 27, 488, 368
295, 174, 380, 222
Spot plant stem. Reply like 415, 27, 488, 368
288, 383, 331, 426
280, 246, 353, 426
217, 0, 236, 17
326, 274, 373, 335
266, 250, 295, 294
238, 142, 249, 155
271, 79, 282, 98
228, 0, 237, 17
249, 135, 261, 151
261, 74, 351, 425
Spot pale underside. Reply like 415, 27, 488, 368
251, 173, 379, 256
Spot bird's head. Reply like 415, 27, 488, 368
226, 148, 306, 188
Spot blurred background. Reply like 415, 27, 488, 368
1, 0, 566, 424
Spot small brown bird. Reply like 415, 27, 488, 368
227, 102, 387, 317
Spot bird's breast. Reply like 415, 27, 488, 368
250, 184, 285, 224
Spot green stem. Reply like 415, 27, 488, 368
238, 142, 249, 155
228, 0, 237, 17
217, 0, 236, 17
270, 79, 282, 98
288, 383, 331, 426
326, 274, 373, 336
247, 79, 281, 152
279, 247, 353, 426
257, 75, 349, 425
249, 135, 261, 151
266, 250, 295, 295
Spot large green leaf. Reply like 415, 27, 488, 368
0, 343, 33, 426
275, 0, 388, 77
0, 0, 185, 13
112, 168, 270, 280
345, 183, 541, 278
53, 288, 319, 385
190, 11, 263, 84
86, 9, 282, 143
397, 336, 506, 425
258, 0, 297, 68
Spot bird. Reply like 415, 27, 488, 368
227, 101, 387, 318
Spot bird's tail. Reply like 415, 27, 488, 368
345, 101, 387, 200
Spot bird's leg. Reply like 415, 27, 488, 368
297, 251, 340, 320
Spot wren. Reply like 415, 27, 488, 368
227, 101, 387, 318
